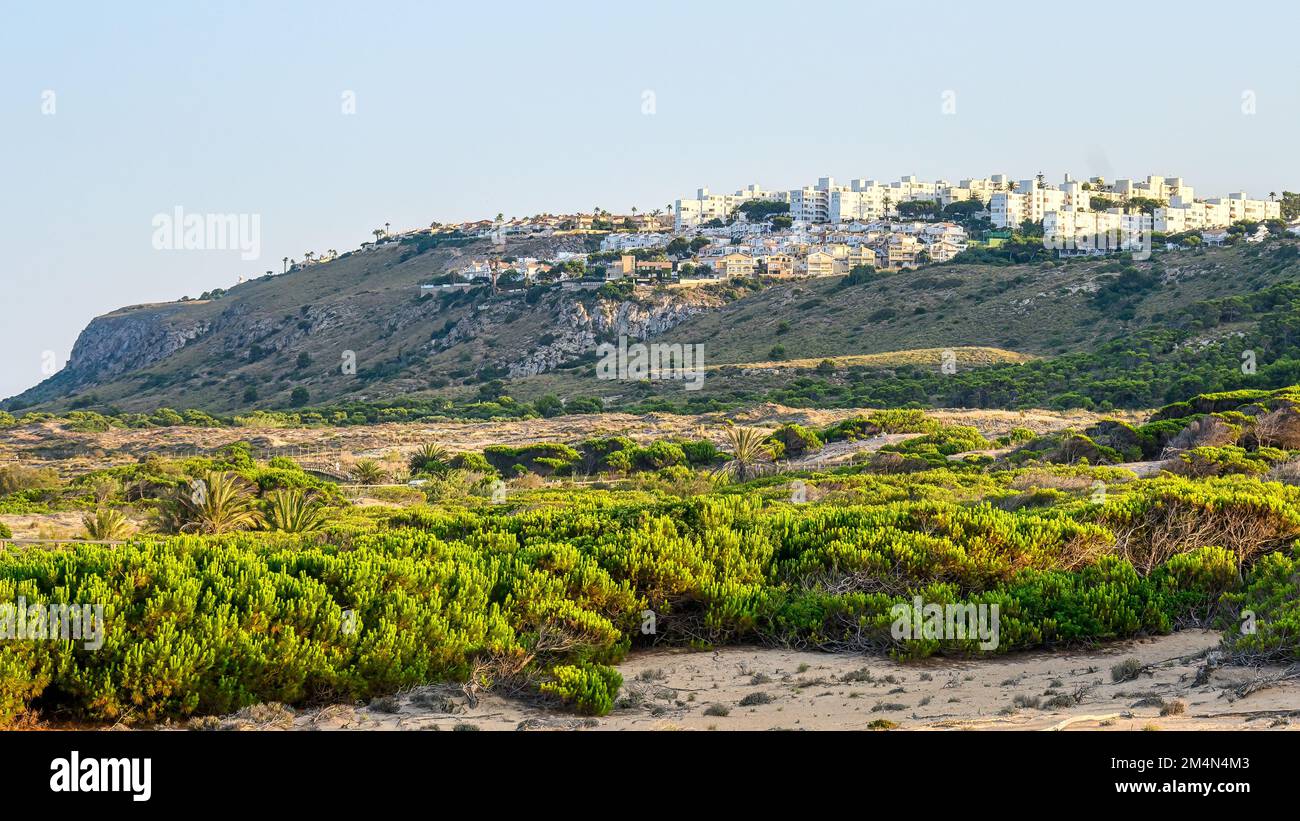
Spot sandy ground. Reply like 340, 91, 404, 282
203, 630, 1298, 732
0, 511, 89, 540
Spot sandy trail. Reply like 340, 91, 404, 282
212, 630, 1298, 732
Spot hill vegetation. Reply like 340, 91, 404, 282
6, 238, 1300, 422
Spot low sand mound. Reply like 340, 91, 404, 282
214, 630, 1298, 732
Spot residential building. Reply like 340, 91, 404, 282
1043, 208, 1152, 254
879, 235, 923, 269
1155, 192, 1280, 232
763, 253, 796, 277
600, 232, 673, 252
713, 251, 757, 278
802, 250, 836, 277
990, 176, 1091, 228
675, 184, 785, 230
606, 255, 673, 281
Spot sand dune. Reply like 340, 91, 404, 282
204, 630, 1298, 732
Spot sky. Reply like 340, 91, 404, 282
2, 0, 1298, 400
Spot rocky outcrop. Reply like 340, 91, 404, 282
506, 290, 724, 378
65, 305, 211, 385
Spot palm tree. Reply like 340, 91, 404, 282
715, 427, 771, 483
408, 442, 450, 477
304, 251, 315, 265
372, 228, 385, 243
265, 489, 326, 533
175, 471, 264, 534
349, 459, 387, 485
282, 256, 289, 273
384, 222, 391, 236
82, 508, 133, 541
1269, 192, 1278, 202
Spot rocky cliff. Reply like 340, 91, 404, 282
3, 236, 738, 413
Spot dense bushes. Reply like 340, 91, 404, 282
1220, 548, 1300, 662
4, 465, 1295, 726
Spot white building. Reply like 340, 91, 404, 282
1043, 208, 1152, 254
600, 232, 672, 252
990, 176, 1091, 228
1155, 192, 1280, 233
675, 184, 786, 230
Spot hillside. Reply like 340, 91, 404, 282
6, 234, 731, 414
7, 237, 1300, 417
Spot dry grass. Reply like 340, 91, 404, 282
709, 346, 1034, 372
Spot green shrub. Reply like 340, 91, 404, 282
539, 663, 623, 716
768, 424, 823, 458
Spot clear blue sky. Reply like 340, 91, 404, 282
3, 0, 1297, 400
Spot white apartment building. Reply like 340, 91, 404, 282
790, 177, 842, 223
990, 177, 1091, 228
1043, 208, 1152, 254
1108, 175, 1192, 203
1154, 192, 1281, 232
1206, 192, 1280, 223
827, 175, 1004, 222
675, 184, 786, 230
940, 175, 1010, 206
685, 174, 1005, 227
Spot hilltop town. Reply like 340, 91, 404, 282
291, 173, 1293, 293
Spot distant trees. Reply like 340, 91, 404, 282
1280, 191, 1300, 221
735, 200, 790, 222
840, 264, 877, 288
533, 393, 565, 417
350, 460, 387, 484
408, 443, 451, 477
1126, 196, 1166, 215
897, 200, 940, 220
942, 199, 983, 221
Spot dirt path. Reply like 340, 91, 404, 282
1114, 460, 1168, 478
786, 433, 922, 469
207, 630, 1298, 732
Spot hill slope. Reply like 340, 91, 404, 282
8, 238, 1300, 416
